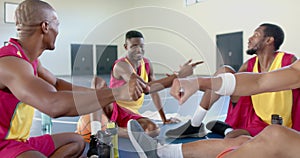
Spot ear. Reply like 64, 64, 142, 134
41, 21, 49, 34
266, 36, 274, 45
124, 43, 127, 50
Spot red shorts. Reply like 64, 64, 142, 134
216, 146, 239, 158
0, 134, 55, 158
110, 102, 143, 127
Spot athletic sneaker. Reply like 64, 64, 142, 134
127, 119, 159, 158
87, 135, 98, 158
165, 120, 207, 138
206, 120, 232, 136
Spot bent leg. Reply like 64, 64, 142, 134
50, 133, 85, 158
225, 129, 251, 138
182, 135, 250, 158
17, 151, 46, 158
200, 65, 237, 110
224, 125, 300, 158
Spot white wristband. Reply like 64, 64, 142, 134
215, 73, 236, 96
91, 121, 101, 135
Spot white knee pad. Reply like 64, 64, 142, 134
214, 73, 236, 96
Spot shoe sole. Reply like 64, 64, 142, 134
166, 132, 207, 138
127, 120, 148, 158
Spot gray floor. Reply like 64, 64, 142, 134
29, 74, 229, 157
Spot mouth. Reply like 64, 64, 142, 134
247, 42, 252, 49
135, 54, 143, 58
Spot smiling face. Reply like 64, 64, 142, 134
125, 37, 145, 62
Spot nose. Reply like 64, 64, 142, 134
248, 35, 254, 42
136, 46, 143, 53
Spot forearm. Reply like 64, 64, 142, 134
148, 74, 177, 93
55, 78, 93, 91
197, 77, 217, 92
35, 88, 115, 118
198, 74, 253, 96
151, 93, 167, 122
205, 71, 295, 96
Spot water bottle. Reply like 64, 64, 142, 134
97, 130, 112, 158
41, 113, 52, 134
96, 122, 118, 158
106, 122, 119, 158
271, 114, 283, 125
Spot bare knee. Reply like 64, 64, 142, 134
233, 135, 252, 146
63, 133, 85, 156
259, 125, 285, 141
50, 133, 85, 158
71, 134, 86, 155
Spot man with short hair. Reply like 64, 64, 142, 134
0, 0, 148, 157
128, 57, 300, 158
78, 30, 203, 157
166, 23, 299, 138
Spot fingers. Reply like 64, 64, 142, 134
164, 117, 181, 124
183, 59, 192, 66
191, 61, 204, 67
133, 74, 148, 88
179, 94, 189, 105
136, 76, 150, 94
170, 79, 181, 101
129, 73, 150, 99
92, 76, 107, 89
165, 73, 171, 77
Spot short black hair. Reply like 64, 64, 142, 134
260, 23, 284, 51
125, 30, 144, 41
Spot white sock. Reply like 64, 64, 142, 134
191, 106, 207, 127
157, 143, 183, 158
91, 121, 101, 135
224, 128, 234, 135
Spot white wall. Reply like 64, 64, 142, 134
0, 0, 299, 75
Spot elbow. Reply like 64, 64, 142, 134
41, 99, 66, 118
47, 107, 63, 118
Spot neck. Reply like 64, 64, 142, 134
256, 49, 276, 72
18, 38, 43, 62
126, 56, 141, 69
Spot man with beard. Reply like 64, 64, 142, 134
127, 34, 300, 157
166, 23, 299, 138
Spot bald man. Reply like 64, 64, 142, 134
0, 0, 148, 157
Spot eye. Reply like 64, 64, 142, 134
131, 45, 138, 49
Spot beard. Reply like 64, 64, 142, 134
246, 48, 257, 55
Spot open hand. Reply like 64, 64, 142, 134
177, 59, 204, 78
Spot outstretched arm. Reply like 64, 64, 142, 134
37, 60, 93, 91
147, 60, 204, 94
171, 59, 300, 104
0, 57, 147, 118
231, 63, 300, 95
